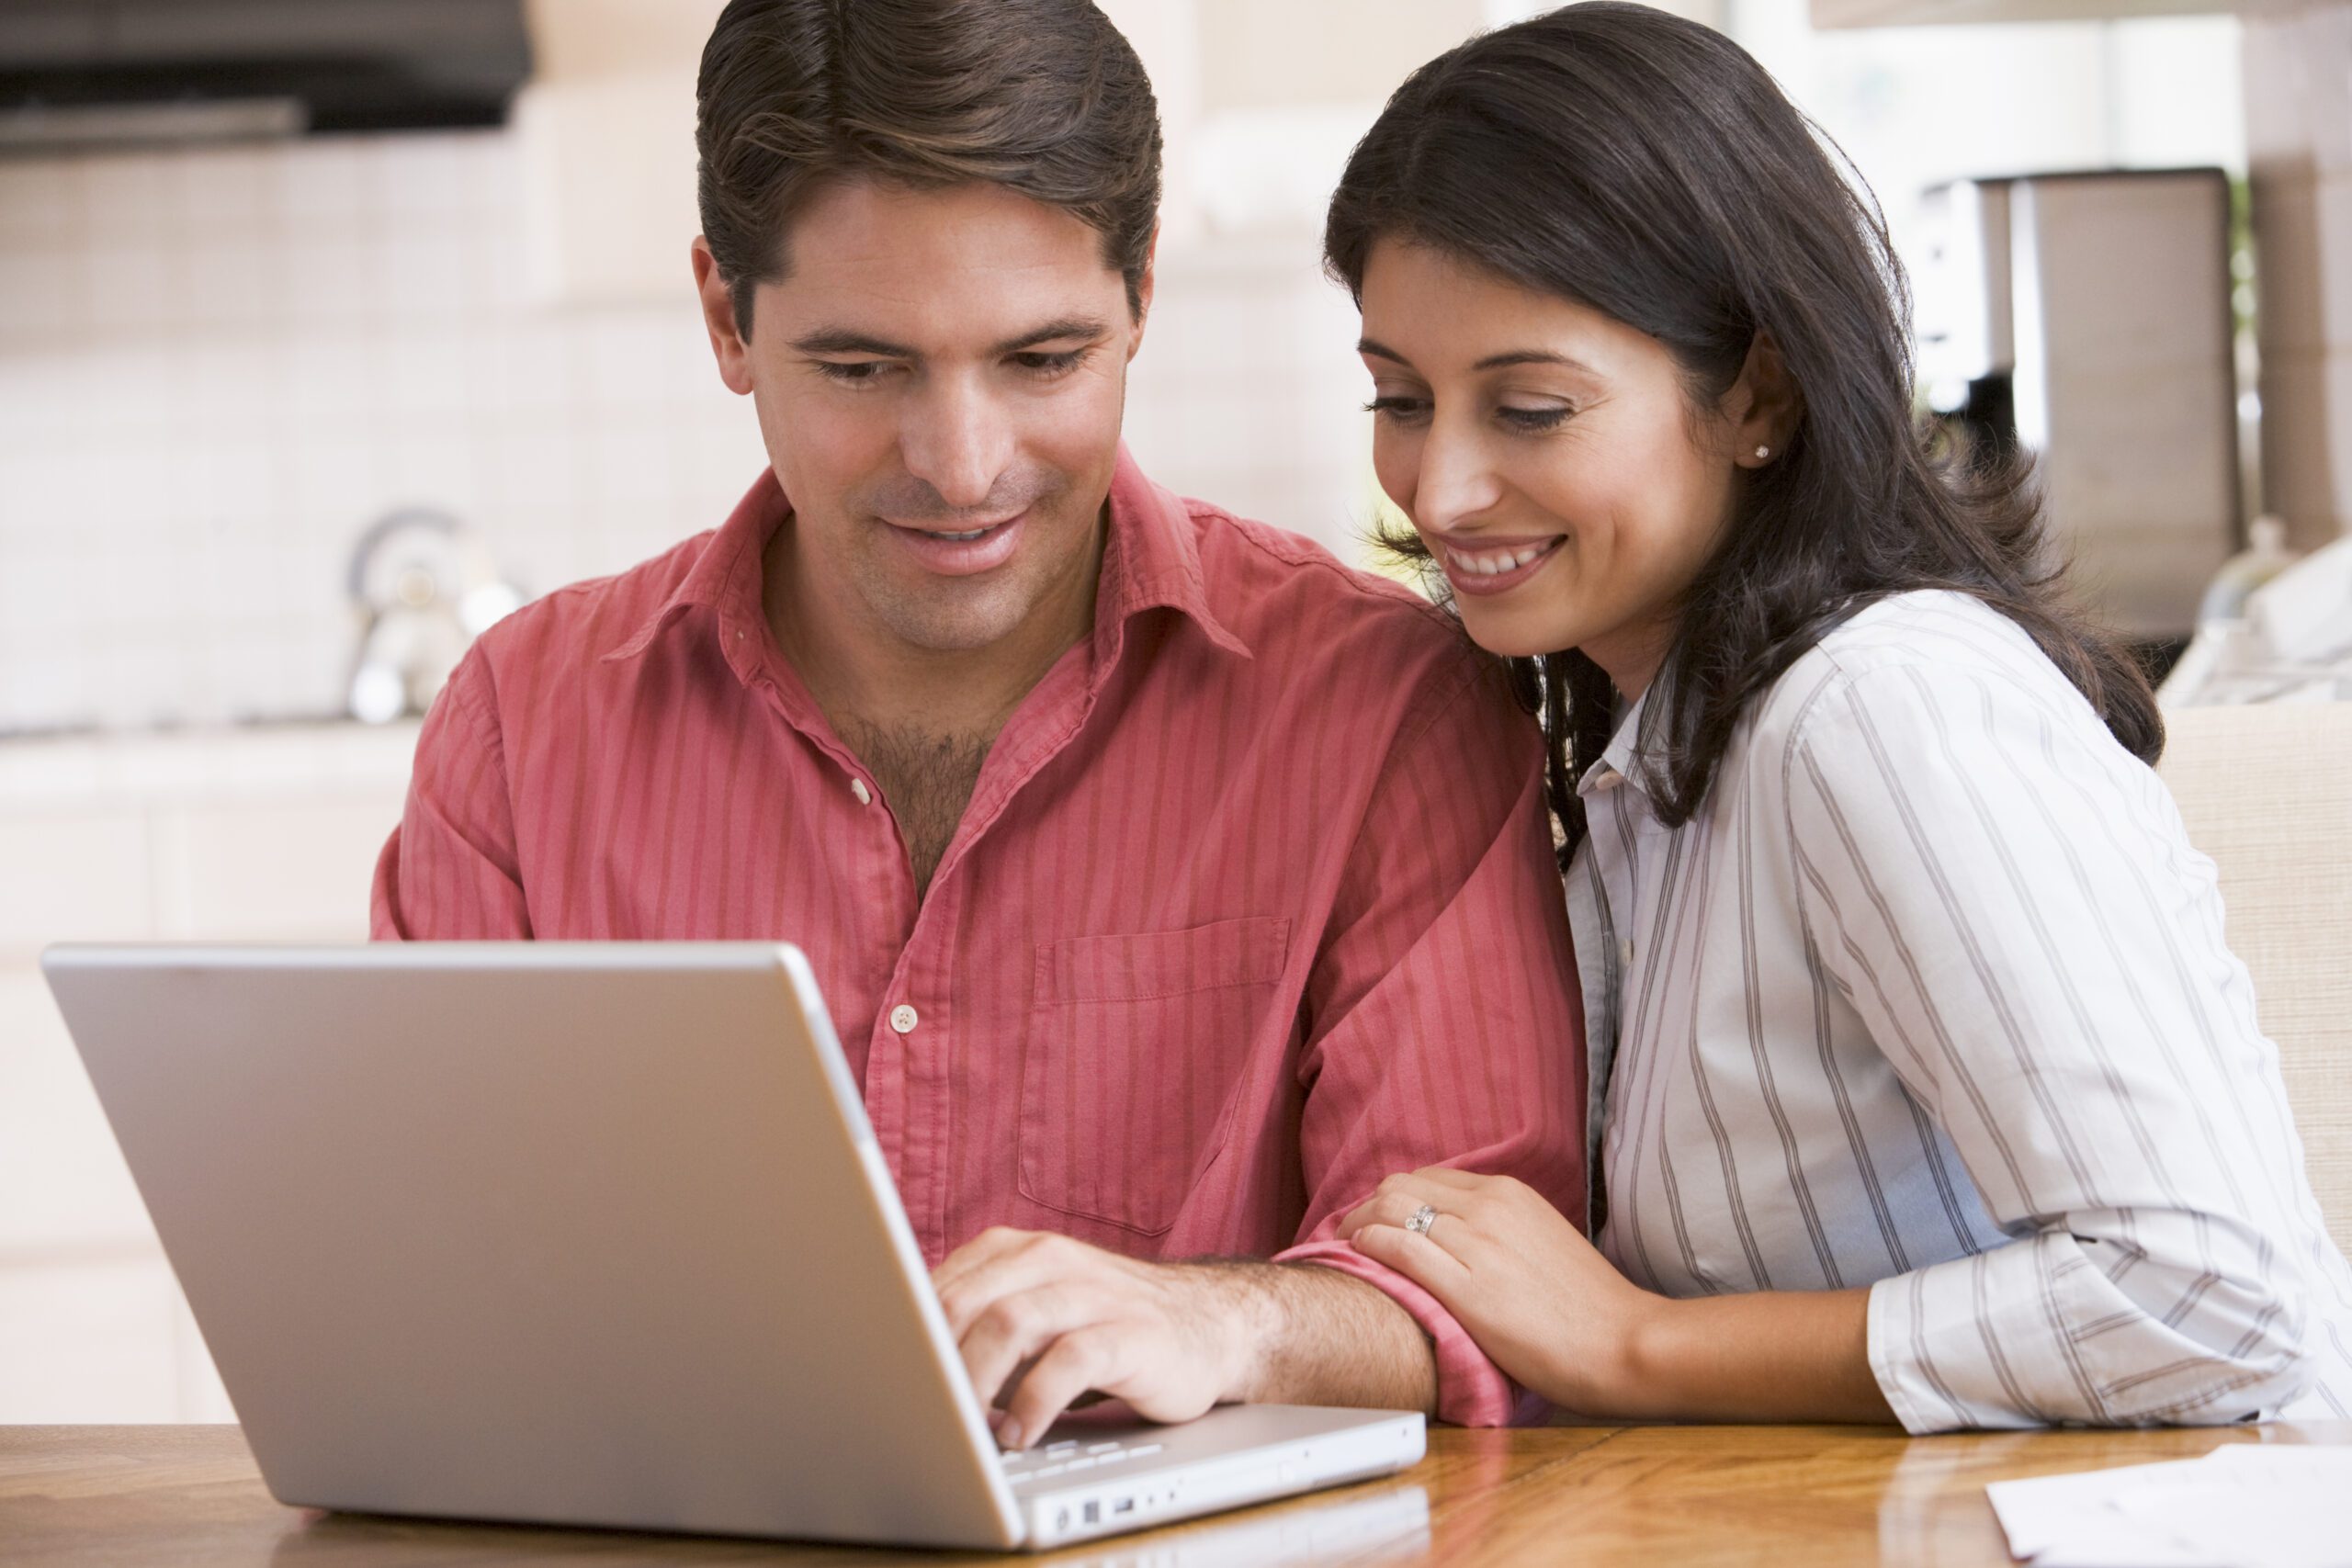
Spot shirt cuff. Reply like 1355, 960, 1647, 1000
1866, 1239, 2298, 1434
1275, 1236, 1532, 1426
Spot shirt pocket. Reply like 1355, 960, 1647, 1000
1018, 916, 1293, 1237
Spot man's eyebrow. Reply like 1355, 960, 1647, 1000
787, 319, 1111, 360
991, 317, 1112, 355
790, 328, 919, 358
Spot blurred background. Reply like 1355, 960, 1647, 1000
0, 0, 2337, 1418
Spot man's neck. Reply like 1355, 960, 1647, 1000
763, 507, 1106, 897
762, 510, 1106, 746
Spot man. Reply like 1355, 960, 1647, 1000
374, 0, 1583, 1443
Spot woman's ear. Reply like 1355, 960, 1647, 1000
1726, 332, 1803, 468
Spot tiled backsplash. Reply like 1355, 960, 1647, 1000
0, 131, 1374, 736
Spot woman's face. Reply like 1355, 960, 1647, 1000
1357, 239, 1780, 697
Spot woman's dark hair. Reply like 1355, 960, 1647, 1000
1323, 2, 2161, 863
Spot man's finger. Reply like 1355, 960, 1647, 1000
932, 1226, 1046, 1315
958, 1280, 1101, 1414
998, 1324, 1122, 1450
934, 1232, 1079, 1337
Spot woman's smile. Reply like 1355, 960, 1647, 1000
1426, 530, 1568, 596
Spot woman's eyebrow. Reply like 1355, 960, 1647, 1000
1472, 348, 1600, 374
1359, 339, 1600, 377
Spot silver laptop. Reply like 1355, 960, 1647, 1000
40, 942, 1425, 1551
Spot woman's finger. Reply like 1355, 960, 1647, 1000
1339, 1185, 1454, 1241
1351, 1223, 1477, 1298
1405, 1166, 1494, 1190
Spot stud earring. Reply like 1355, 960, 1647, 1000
1754, 445, 1771, 460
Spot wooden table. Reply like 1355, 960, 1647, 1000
5, 1423, 2346, 1566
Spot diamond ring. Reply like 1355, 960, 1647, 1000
1405, 1202, 1439, 1236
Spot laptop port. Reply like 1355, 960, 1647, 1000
1114, 1497, 1135, 1514
1083, 1501, 1100, 1524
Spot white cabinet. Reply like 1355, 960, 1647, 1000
0, 1256, 187, 1422
0, 972, 153, 1256
0, 724, 413, 1421
0, 813, 153, 955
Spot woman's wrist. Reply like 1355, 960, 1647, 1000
1534, 1281, 1691, 1422
1584, 1287, 1892, 1425
1602, 1292, 1694, 1421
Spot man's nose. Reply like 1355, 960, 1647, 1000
899, 375, 1015, 513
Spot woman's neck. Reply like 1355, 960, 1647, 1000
1580, 615, 1678, 706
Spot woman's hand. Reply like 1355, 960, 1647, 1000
1341, 1167, 1894, 1424
1340, 1167, 1658, 1416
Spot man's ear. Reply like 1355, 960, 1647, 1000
1727, 331, 1802, 468
692, 236, 756, 397
1125, 223, 1159, 362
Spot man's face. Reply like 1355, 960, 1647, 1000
695, 179, 1149, 654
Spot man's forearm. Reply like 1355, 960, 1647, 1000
1199, 1260, 1438, 1414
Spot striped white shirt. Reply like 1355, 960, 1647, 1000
1570, 591, 2352, 1430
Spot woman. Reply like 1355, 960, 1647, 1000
1329, 2, 2352, 1428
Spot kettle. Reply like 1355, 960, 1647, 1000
345, 508, 524, 724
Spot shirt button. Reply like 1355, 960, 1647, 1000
889, 1004, 918, 1034
851, 778, 872, 807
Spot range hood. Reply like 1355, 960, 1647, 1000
0, 0, 531, 150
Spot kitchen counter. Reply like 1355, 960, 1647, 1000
0, 720, 419, 810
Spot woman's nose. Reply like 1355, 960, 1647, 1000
1410, 423, 1506, 533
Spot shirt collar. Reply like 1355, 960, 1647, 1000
1091, 443, 1251, 663
602, 444, 1250, 671
601, 465, 782, 668
1578, 684, 1654, 801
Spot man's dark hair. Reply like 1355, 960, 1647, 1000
1324, 1, 2161, 864
695, 0, 1162, 336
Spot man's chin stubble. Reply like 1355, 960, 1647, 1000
862, 575, 1042, 656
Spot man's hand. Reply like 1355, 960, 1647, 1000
931, 1227, 1437, 1449
932, 1228, 1265, 1450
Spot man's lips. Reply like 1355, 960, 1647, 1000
896, 514, 1023, 540
882, 511, 1027, 577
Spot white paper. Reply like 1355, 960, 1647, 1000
1986, 1444, 2352, 1568
1987, 1458, 2219, 1566
2110, 1447, 2352, 1568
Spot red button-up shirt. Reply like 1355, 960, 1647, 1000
373, 447, 1586, 1425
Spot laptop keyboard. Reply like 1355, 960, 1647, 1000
999, 1436, 1165, 1488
